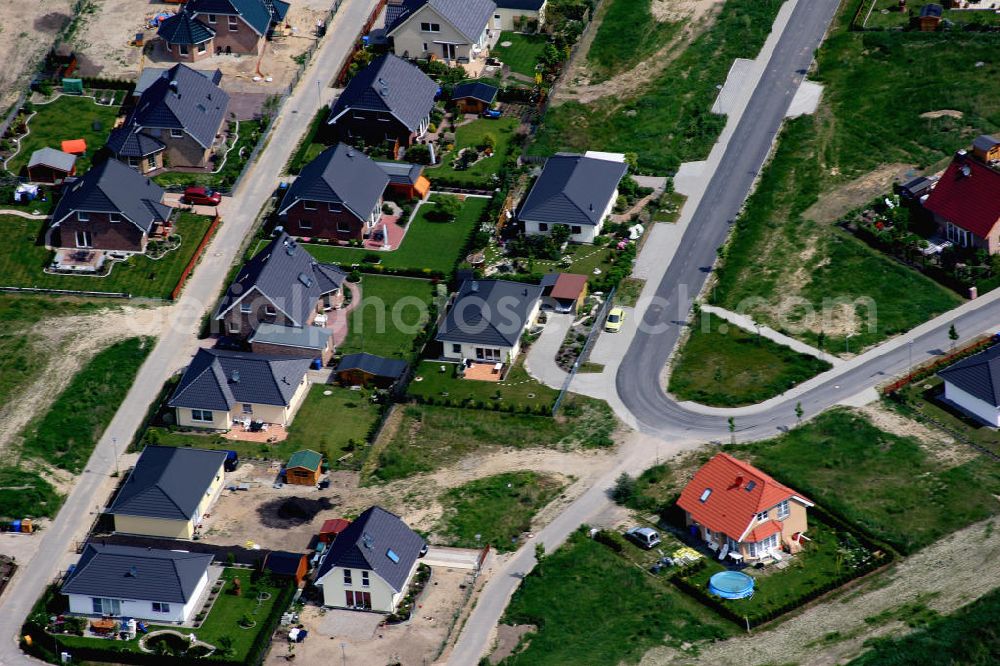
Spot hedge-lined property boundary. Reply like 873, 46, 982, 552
171, 214, 223, 300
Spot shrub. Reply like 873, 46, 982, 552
406, 143, 432, 164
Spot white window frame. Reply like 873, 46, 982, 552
191, 409, 214, 423
207, 14, 217, 24
77, 212, 90, 222
109, 214, 120, 224
343, 569, 352, 586
179, 44, 189, 56
299, 218, 313, 230
328, 203, 343, 213
242, 403, 253, 415
147, 154, 157, 170
303, 201, 317, 211
756, 511, 768, 522
264, 305, 277, 317
229, 321, 240, 333
169, 128, 184, 138
228, 15, 239, 31
197, 42, 207, 54
777, 500, 790, 520
361, 571, 370, 587
420, 22, 440, 33
75, 230, 92, 248
151, 602, 171, 613
452, 343, 462, 354
336, 220, 351, 234
240, 302, 252, 314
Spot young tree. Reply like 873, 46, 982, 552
948, 323, 958, 348
428, 194, 461, 222
728, 417, 736, 445
795, 402, 804, 424
534, 542, 547, 575
610, 473, 637, 506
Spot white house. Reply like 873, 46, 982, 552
314, 506, 426, 613
386, 0, 497, 64
62, 544, 214, 623
518, 151, 628, 244
938, 344, 1000, 427
494, 0, 547, 32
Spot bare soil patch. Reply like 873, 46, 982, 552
0, 1, 74, 110
803, 162, 915, 224
919, 109, 963, 119
256, 496, 335, 528
857, 403, 975, 468
489, 624, 537, 664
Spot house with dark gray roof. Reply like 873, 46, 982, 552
519, 151, 628, 243
168, 348, 312, 430
335, 352, 409, 388
278, 144, 389, 242
374, 160, 431, 199
494, 0, 547, 31
107, 64, 229, 173
327, 54, 439, 151
938, 343, 1000, 427
63, 544, 215, 623
315, 506, 426, 612
158, 0, 290, 61
214, 232, 347, 352
436, 278, 543, 367
387, 0, 498, 65
108, 446, 229, 539
46, 158, 172, 258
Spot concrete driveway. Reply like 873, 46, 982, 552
421, 546, 482, 570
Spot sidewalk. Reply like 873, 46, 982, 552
701, 305, 843, 366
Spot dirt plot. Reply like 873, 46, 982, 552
72, 0, 335, 95
0, 1, 74, 110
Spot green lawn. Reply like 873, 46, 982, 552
5, 96, 118, 175
408, 358, 559, 411
0, 212, 216, 299
369, 396, 614, 482
153, 120, 264, 190
863, 0, 1000, 29
586, 0, 683, 83
0, 467, 60, 520
339, 274, 435, 359
492, 32, 548, 77
435, 117, 520, 188
529, 0, 785, 172
143, 384, 383, 466
301, 194, 488, 275
511, 244, 614, 287
668, 313, 832, 406
20, 337, 153, 473
892, 379, 1000, 457
439, 471, 564, 551
739, 408, 1000, 554
499, 530, 731, 665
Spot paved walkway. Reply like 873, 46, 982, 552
701, 304, 843, 366
524, 312, 572, 387
0, 208, 46, 219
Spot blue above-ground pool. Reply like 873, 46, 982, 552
708, 571, 755, 599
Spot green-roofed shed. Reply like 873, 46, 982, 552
286, 449, 323, 486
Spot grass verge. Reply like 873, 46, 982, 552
492, 32, 548, 77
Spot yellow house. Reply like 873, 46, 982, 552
168, 348, 312, 430
109, 446, 228, 539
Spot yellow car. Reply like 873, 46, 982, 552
605, 307, 625, 333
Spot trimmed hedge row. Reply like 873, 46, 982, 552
409, 392, 554, 415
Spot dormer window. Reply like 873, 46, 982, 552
699, 488, 711, 503
170, 129, 184, 138
207, 14, 217, 23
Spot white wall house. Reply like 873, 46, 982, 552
493, 0, 547, 32
388, 0, 497, 64
66, 572, 209, 624
943, 380, 1000, 427
938, 344, 1000, 428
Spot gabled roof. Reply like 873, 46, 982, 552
106, 127, 166, 158
328, 54, 438, 133
51, 159, 170, 234
108, 446, 228, 521
335, 352, 408, 380
279, 144, 389, 220
264, 551, 306, 576
316, 506, 425, 592
452, 81, 498, 104
374, 160, 425, 186
168, 348, 312, 411
677, 453, 811, 544
287, 449, 323, 471
546, 273, 587, 301
973, 134, 1000, 153
214, 232, 347, 327
924, 154, 1000, 238
113, 64, 229, 150
496, 0, 546, 9
519, 152, 628, 227
938, 343, 1000, 407
62, 544, 213, 603
27, 147, 77, 172
387, 0, 496, 42
436, 279, 543, 347
186, 0, 288, 36
157, 10, 215, 45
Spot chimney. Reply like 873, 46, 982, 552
169, 80, 179, 94
231, 370, 240, 383
589, 203, 594, 212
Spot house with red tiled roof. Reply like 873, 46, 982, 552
924, 151, 1000, 254
677, 453, 813, 563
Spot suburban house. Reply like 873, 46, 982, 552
494, 0, 547, 31
375, 160, 431, 200
107, 64, 230, 173
46, 158, 172, 259
62, 544, 214, 623
26, 147, 76, 184
262, 551, 309, 585
108, 446, 228, 539
214, 232, 347, 356
937, 343, 1000, 427
278, 144, 389, 242
451, 81, 498, 114
677, 453, 814, 563
436, 279, 543, 367
386, 0, 497, 65
284, 449, 323, 486
923, 151, 1000, 254
518, 151, 628, 244
540, 272, 588, 313
327, 54, 438, 151
335, 352, 409, 388
972, 134, 1000, 164
168, 348, 312, 430
158, 0, 290, 61
314, 506, 426, 612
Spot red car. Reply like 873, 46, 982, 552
182, 186, 222, 206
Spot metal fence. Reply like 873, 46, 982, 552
552, 286, 615, 415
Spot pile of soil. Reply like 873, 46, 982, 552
257, 497, 334, 528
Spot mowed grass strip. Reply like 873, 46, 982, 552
739, 408, 1000, 554
586, 0, 683, 82
499, 530, 731, 665
440, 471, 563, 551
6, 96, 118, 175
408, 359, 559, 411
339, 274, 435, 359
492, 32, 548, 77
668, 313, 831, 406
21, 337, 153, 473
0, 213, 216, 299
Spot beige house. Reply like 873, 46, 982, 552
168, 348, 312, 430
677, 453, 813, 562
387, 0, 498, 64
494, 0, 546, 32
108, 446, 228, 539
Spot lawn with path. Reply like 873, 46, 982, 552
338, 274, 435, 359
492, 32, 548, 77
5, 96, 118, 175
585, 0, 683, 83
435, 117, 520, 188
0, 212, 216, 299
408, 358, 559, 411
668, 312, 832, 406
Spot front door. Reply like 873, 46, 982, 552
441, 43, 456, 60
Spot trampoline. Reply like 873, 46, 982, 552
708, 570, 755, 599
